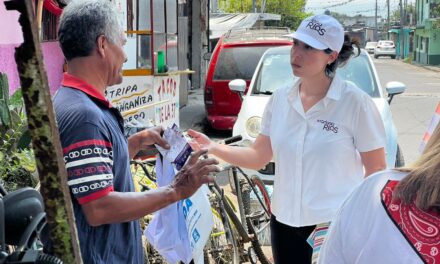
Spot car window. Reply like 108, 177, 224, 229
253, 51, 296, 94
365, 42, 377, 48
379, 41, 394, 46
337, 53, 380, 97
213, 46, 273, 80
252, 49, 380, 98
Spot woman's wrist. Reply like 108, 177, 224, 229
208, 141, 220, 156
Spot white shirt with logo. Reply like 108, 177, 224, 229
317, 170, 425, 264
260, 74, 386, 227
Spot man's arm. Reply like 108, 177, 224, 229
81, 150, 219, 226
82, 187, 178, 226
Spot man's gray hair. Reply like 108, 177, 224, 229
58, 0, 123, 60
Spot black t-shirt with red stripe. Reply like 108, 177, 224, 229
54, 73, 143, 264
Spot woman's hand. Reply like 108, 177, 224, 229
187, 129, 215, 153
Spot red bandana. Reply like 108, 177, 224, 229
382, 180, 440, 264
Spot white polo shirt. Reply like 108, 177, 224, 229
260, 74, 386, 227
317, 170, 424, 264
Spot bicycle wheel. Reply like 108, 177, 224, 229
204, 202, 240, 263
35, 252, 63, 264
250, 175, 271, 215
240, 177, 271, 264
131, 160, 157, 182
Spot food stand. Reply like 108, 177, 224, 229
105, 0, 189, 129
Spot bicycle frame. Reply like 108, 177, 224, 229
207, 165, 271, 264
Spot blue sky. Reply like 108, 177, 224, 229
305, 0, 416, 17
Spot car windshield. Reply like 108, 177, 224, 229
213, 46, 273, 80
379, 41, 394, 46
252, 48, 380, 98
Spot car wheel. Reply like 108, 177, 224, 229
391, 55, 396, 59
374, 55, 378, 59
395, 144, 405, 168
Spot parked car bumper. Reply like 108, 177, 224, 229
207, 115, 237, 130
374, 50, 396, 57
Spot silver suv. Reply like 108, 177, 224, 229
374, 40, 396, 59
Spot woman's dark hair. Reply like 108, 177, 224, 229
325, 34, 360, 78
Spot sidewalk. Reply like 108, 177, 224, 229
180, 88, 206, 131
410, 61, 440, 73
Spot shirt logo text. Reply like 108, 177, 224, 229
317, 119, 338, 133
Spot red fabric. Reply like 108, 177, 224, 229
43, 0, 63, 16
61, 73, 112, 108
63, 139, 113, 154
382, 180, 440, 264
78, 186, 114, 204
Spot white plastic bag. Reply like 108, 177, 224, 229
146, 155, 213, 264
145, 156, 192, 263
181, 184, 213, 263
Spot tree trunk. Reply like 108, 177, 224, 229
4, 0, 82, 263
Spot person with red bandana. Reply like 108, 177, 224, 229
319, 123, 440, 263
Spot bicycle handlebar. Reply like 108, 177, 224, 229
222, 135, 243, 145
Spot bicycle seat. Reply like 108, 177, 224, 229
3, 187, 45, 246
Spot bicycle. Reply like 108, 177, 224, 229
203, 136, 273, 264
130, 137, 273, 264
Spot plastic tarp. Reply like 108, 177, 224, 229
210, 13, 281, 39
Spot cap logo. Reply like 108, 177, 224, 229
306, 19, 326, 36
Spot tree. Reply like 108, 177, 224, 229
390, 3, 416, 26
218, 0, 310, 30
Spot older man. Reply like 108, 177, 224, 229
53, 0, 219, 263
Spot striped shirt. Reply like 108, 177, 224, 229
54, 73, 143, 264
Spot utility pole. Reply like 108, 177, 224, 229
400, 0, 404, 59
252, 0, 256, 12
387, 0, 390, 39
375, 0, 378, 41
212, 0, 218, 12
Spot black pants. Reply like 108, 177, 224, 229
270, 215, 316, 264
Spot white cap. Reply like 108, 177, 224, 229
288, 14, 344, 52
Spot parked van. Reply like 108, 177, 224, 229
204, 27, 292, 130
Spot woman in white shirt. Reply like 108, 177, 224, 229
318, 123, 440, 264
188, 14, 386, 264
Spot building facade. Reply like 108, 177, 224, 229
414, 0, 440, 65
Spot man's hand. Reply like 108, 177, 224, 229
171, 149, 219, 200
138, 126, 170, 149
128, 126, 170, 159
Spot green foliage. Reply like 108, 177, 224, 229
432, 4, 440, 18
218, 0, 310, 30
404, 54, 413, 64
0, 73, 36, 192
390, 3, 416, 24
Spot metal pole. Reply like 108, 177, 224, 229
400, 0, 404, 59
252, 0, 256, 12
375, 0, 378, 41
387, 0, 390, 39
